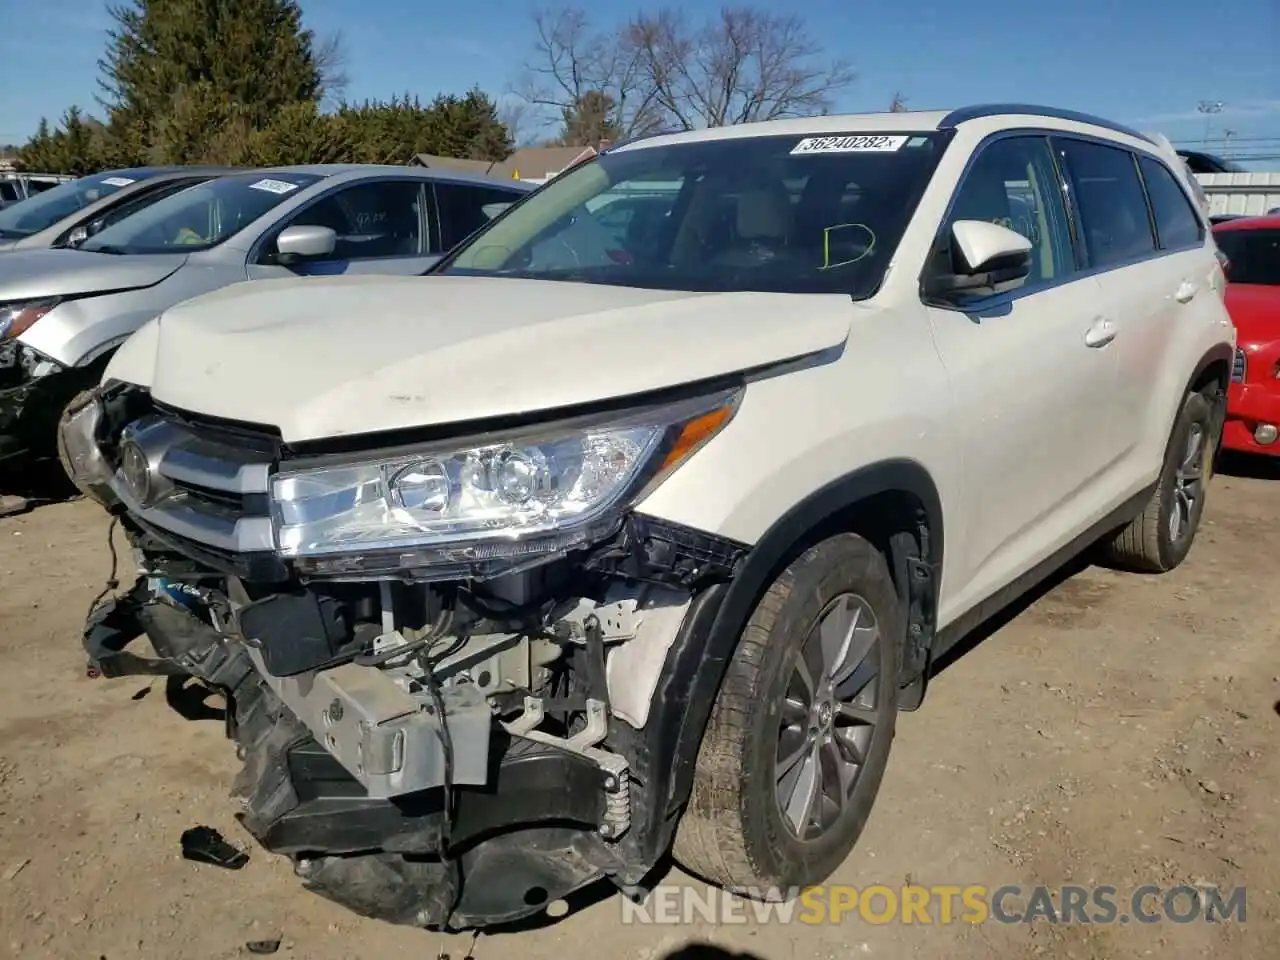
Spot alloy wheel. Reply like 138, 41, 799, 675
775, 593, 883, 841
1170, 423, 1206, 544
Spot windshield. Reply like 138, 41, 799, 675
81, 172, 322, 254
0, 171, 154, 238
438, 131, 949, 297
1215, 228, 1280, 285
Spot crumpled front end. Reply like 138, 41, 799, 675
0, 338, 70, 464
64, 380, 748, 930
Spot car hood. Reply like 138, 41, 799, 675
0, 248, 187, 301
1225, 284, 1280, 345
110, 274, 854, 443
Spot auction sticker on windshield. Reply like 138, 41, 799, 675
248, 178, 302, 195
100, 177, 136, 187
791, 135, 908, 154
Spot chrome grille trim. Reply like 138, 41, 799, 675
113, 483, 276, 553
108, 414, 276, 554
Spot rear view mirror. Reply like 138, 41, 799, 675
276, 224, 336, 262
925, 220, 1033, 302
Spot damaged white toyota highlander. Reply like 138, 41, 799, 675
60, 105, 1235, 930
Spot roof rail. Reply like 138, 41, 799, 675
938, 104, 1154, 144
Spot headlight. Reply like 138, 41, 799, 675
0, 298, 61, 340
58, 387, 119, 508
271, 388, 741, 571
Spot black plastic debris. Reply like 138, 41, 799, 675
180, 826, 249, 870
245, 939, 282, 954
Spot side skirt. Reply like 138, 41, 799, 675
931, 483, 1154, 662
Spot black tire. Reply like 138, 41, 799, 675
672, 532, 902, 894
1102, 390, 1214, 573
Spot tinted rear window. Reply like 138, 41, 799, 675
1214, 229, 1280, 285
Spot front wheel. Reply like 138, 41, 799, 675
672, 532, 902, 894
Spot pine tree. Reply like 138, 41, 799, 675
559, 91, 623, 148
97, 0, 323, 161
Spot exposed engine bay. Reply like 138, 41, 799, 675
70, 381, 749, 929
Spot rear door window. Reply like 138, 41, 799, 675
1056, 139, 1157, 268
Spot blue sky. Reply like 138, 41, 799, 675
1, 0, 1277, 163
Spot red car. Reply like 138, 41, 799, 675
1212, 215, 1280, 456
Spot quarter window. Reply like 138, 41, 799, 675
943, 136, 1076, 286
1138, 156, 1205, 249
1057, 139, 1157, 268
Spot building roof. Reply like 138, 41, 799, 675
411, 145, 599, 181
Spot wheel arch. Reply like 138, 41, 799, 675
1185, 342, 1232, 455
1189, 342, 1232, 396
664, 458, 945, 816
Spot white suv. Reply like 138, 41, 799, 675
61, 104, 1235, 930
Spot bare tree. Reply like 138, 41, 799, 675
315, 30, 350, 108
498, 100, 535, 147
626, 8, 854, 129
511, 6, 854, 136
509, 7, 661, 139
888, 92, 909, 112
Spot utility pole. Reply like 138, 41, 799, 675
1197, 100, 1224, 148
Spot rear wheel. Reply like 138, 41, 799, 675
1102, 390, 1214, 573
672, 532, 901, 893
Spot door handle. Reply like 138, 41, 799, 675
1084, 317, 1117, 348
1175, 280, 1199, 303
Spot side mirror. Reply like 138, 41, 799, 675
925, 219, 1033, 302
481, 202, 513, 220
276, 224, 336, 262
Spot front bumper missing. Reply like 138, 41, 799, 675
82, 579, 626, 929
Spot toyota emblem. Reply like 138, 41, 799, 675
119, 440, 153, 506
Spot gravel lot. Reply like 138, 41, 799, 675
1, 460, 1277, 960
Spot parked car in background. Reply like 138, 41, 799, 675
0, 166, 238, 253
1177, 149, 1248, 175
0, 164, 533, 471
0, 180, 22, 209
0, 172, 75, 207
1213, 214, 1280, 455
59, 105, 1233, 932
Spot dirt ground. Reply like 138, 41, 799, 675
1, 460, 1278, 960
